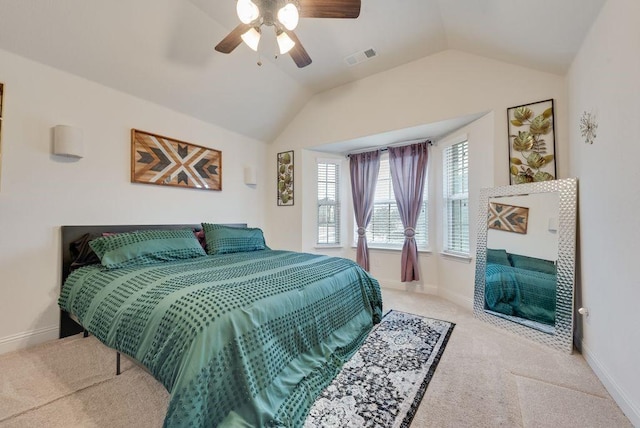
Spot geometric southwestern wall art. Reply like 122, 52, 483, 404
131, 129, 221, 191
488, 202, 529, 234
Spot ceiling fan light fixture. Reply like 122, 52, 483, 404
276, 31, 296, 54
236, 0, 259, 24
241, 27, 261, 51
277, 3, 299, 31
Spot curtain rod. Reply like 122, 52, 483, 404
346, 138, 432, 158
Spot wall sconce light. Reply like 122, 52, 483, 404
244, 166, 257, 185
548, 216, 559, 232
53, 125, 83, 159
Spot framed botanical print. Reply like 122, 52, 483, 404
507, 99, 556, 185
0, 82, 4, 117
277, 150, 294, 206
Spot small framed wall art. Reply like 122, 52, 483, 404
277, 150, 294, 206
131, 129, 222, 191
0, 82, 4, 118
488, 202, 529, 234
507, 99, 556, 185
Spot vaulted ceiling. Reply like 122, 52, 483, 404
0, 0, 606, 142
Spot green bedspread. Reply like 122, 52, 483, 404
485, 263, 556, 325
59, 250, 382, 427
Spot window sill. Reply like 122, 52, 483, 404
440, 251, 472, 263
314, 245, 343, 250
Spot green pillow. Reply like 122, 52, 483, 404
89, 229, 206, 269
202, 223, 266, 255
508, 253, 556, 275
486, 248, 511, 266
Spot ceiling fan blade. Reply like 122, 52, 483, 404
298, 0, 361, 19
285, 30, 312, 68
215, 23, 251, 54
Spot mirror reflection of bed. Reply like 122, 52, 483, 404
484, 192, 559, 334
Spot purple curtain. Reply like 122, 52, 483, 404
388, 142, 429, 282
349, 150, 381, 271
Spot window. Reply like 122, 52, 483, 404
364, 155, 428, 249
317, 161, 340, 245
442, 140, 469, 255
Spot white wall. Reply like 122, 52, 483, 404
266, 50, 567, 308
0, 49, 267, 354
568, 0, 640, 425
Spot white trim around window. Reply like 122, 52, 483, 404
441, 135, 470, 257
316, 158, 341, 246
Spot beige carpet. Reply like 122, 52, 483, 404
0, 290, 632, 427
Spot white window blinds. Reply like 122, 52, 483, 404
365, 156, 428, 249
443, 141, 469, 255
317, 161, 340, 245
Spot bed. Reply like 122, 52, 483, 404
58, 224, 382, 427
484, 256, 557, 326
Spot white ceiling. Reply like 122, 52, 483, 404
0, 0, 606, 143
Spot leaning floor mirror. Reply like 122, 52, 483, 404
474, 178, 578, 353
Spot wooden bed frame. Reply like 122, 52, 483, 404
59, 224, 245, 338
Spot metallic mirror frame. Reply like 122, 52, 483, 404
473, 177, 578, 353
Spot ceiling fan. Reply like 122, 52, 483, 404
215, 0, 361, 68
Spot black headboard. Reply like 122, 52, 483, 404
59, 223, 246, 337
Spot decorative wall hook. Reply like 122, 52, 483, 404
579, 111, 598, 144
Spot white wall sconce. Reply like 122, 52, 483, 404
548, 216, 559, 232
244, 166, 257, 185
53, 125, 84, 159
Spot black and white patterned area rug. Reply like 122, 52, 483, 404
305, 310, 455, 428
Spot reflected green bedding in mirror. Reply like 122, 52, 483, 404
485, 259, 556, 325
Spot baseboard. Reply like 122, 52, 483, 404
0, 325, 59, 355
379, 280, 438, 295
580, 340, 640, 427
379, 282, 474, 311
438, 288, 474, 311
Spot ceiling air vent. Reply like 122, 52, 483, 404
344, 48, 377, 66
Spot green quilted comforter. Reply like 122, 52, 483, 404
59, 250, 382, 427
485, 263, 556, 325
